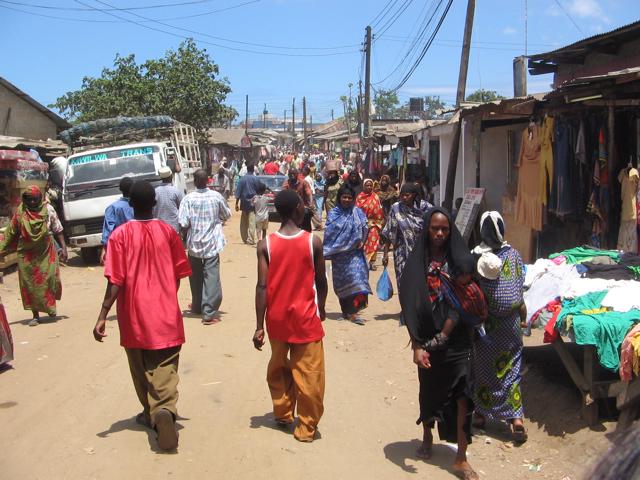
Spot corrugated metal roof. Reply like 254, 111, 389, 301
0, 76, 71, 130
529, 20, 640, 64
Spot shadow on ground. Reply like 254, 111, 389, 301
384, 439, 460, 476
97, 414, 186, 454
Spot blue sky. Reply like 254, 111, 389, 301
1, 0, 637, 123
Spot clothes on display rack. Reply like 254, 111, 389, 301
549, 245, 621, 265
515, 123, 544, 231
539, 116, 554, 206
617, 167, 639, 252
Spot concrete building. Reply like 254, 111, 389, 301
0, 76, 70, 140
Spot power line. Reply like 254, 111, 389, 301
0, 0, 216, 10
370, 0, 400, 29
0, 0, 262, 23
65, 0, 359, 57
552, 0, 585, 36
386, 0, 453, 92
375, 0, 416, 38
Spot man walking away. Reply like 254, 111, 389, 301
235, 163, 263, 245
100, 176, 134, 264
153, 166, 183, 233
252, 183, 270, 242
282, 168, 314, 233
93, 180, 192, 451
179, 169, 231, 325
253, 189, 328, 442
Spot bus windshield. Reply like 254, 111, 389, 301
66, 146, 159, 187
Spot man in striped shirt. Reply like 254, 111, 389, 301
178, 169, 231, 325
153, 166, 183, 232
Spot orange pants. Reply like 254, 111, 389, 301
267, 339, 325, 441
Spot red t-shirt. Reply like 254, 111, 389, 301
265, 230, 324, 343
105, 219, 192, 350
263, 162, 279, 175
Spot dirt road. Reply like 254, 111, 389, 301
1, 214, 613, 479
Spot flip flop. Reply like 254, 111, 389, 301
202, 318, 221, 325
511, 422, 528, 443
416, 445, 432, 459
352, 317, 366, 326
453, 466, 480, 480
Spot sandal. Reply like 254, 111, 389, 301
416, 444, 432, 459
352, 317, 366, 326
453, 467, 480, 480
510, 420, 528, 443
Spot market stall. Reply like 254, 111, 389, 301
524, 245, 640, 428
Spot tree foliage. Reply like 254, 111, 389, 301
465, 89, 506, 103
373, 89, 400, 119
51, 39, 237, 132
373, 91, 446, 120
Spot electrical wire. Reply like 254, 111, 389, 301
375, 0, 415, 39
385, 0, 453, 92
0, 0, 262, 23
0, 0, 216, 10
552, 0, 585, 36
370, 0, 400, 29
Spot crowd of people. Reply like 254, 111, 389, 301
0, 149, 532, 480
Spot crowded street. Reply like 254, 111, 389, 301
0, 213, 613, 479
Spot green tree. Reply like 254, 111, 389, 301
373, 89, 400, 119
52, 39, 237, 132
465, 89, 506, 103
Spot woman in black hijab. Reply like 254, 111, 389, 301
398, 206, 479, 480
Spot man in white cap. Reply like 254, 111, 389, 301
153, 166, 183, 233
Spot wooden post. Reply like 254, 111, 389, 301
364, 25, 372, 137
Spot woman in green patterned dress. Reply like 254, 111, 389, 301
0, 186, 67, 326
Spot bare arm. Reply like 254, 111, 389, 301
312, 235, 328, 320
55, 232, 68, 263
93, 281, 120, 342
253, 239, 269, 350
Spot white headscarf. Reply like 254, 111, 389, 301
472, 211, 510, 255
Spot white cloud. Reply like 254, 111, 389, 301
503, 26, 518, 35
567, 0, 603, 18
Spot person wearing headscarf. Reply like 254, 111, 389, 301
398, 206, 479, 480
347, 170, 363, 197
323, 167, 343, 213
375, 174, 398, 218
323, 184, 371, 325
356, 179, 385, 270
0, 186, 67, 326
471, 211, 528, 443
381, 183, 426, 291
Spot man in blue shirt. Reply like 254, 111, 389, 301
234, 163, 264, 245
101, 176, 134, 264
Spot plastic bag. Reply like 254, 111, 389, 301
376, 267, 394, 301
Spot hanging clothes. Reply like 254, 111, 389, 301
549, 119, 575, 217
515, 123, 544, 231
539, 116, 554, 206
617, 168, 639, 253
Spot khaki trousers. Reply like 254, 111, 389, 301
125, 346, 181, 425
240, 210, 256, 245
267, 339, 325, 441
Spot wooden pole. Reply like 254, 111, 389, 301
303, 96, 307, 150
444, 0, 475, 211
292, 97, 296, 152
244, 94, 249, 135
364, 25, 372, 137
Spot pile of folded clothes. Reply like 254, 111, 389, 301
524, 246, 640, 378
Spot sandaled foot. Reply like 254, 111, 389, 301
453, 462, 480, 480
154, 409, 178, 451
510, 419, 528, 443
135, 412, 152, 429
472, 413, 486, 429
28, 318, 39, 327
202, 317, 221, 325
275, 418, 293, 428
416, 444, 432, 459
352, 317, 366, 326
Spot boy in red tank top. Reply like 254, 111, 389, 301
253, 189, 328, 442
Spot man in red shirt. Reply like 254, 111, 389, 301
262, 158, 280, 175
253, 189, 328, 442
93, 180, 192, 451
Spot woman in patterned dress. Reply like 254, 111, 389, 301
471, 211, 528, 442
356, 179, 385, 271
0, 186, 67, 326
323, 184, 371, 325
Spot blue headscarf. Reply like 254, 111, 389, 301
323, 184, 368, 259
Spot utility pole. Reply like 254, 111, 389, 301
303, 96, 307, 150
263, 103, 267, 129
357, 80, 363, 140
283, 110, 287, 132
444, 0, 475, 211
364, 25, 372, 137
331, 109, 334, 121
244, 94, 249, 135
347, 83, 353, 145
292, 97, 296, 152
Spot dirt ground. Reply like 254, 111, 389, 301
0, 213, 616, 479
